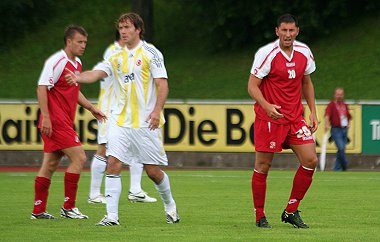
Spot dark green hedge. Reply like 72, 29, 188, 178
174, 0, 380, 50
0, 0, 55, 45
1, 0, 379, 50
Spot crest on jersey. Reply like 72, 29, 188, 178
136, 59, 142, 66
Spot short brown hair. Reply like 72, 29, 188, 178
277, 14, 298, 27
63, 25, 88, 46
116, 12, 145, 39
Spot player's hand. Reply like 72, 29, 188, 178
64, 68, 79, 86
91, 108, 107, 122
146, 111, 160, 130
41, 118, 53, 137
266, 104, 284, 120
309, 112, 318, 133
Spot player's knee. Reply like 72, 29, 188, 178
79, 153, 87, 164
145, 167, 163, 184
255, 159, 272, 172
47, 161, 59, 174
106, 158, 122, 174
305, 155, 318, 169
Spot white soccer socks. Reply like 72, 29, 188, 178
154, 172, 176, 213
105, 174, 122, 221
89, 155, 107, 199
129, 162, 144, 194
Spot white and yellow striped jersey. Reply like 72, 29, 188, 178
94, 40, 168, 128
96, 41, 124, 143
97, 41, 124, 116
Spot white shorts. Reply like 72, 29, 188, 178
97, 120, 108, 145
106, 117, 168, 166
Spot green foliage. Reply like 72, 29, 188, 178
1, 170, 379, 241
174, 0, 380, 50
0, 1, 379, 100
0, 0, 56, 46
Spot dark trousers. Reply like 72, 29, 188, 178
331, 127, 348, 171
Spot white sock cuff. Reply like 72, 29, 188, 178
106, 174, 121, 178
301, 165, 315, 171
94, 154, 107, 163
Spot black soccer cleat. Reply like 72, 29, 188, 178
256, 216, 272, 228
281, 210, 309, 228
31, 212, 56, 220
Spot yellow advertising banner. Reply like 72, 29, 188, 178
163, 103, 362, 153
0, 102, 362, 153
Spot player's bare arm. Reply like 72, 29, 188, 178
78, 91, 107, 122
65, 68, 107, 85
248, 74, 284, 120
302, 74, 318, 133
147, 78, 168, 130
37, 85, 53, 137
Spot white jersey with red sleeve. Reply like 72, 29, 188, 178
250, 39, 316, 124
37, 50, 81, 130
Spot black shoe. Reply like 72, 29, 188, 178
281, 210, 309, 228
31, 212, 56, 220
256, 216, 272, 228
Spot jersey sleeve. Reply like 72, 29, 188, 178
93, 59, 113, 77
304, 48, 316, 75
37, 52, 65, 89
250, 46, 272, 79
103, 44, 115, 60
150, 49, 168, 79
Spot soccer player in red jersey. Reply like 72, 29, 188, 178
31, 25, 106, 220
248, 14, 318, 228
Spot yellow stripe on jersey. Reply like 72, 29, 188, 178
141, 53, 150, 104
121, 50, 129, 73
130, 81, 139, 127
159, 110, 164, 128
130, 48, 143, 127
97, 87, 105, 109
115, 50, 130, 126
117, 82, 129, 126
105, 87, 113, 116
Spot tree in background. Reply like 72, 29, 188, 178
132, 0, 153, 42
174, 0, 380, 51
0, 0, 55, 48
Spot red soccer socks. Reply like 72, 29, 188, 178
252, 170, 268, 222
33, 176, 51, 214
63, 172, 80, 210
286, 166, 314, 213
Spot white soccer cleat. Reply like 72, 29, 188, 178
166, 209, 180, 224
96, 215, 120, 226
88, 195, 106, 204
128, 191, 157, 203
60, 207, 89, 219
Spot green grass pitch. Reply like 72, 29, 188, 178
0, 169, 379, 241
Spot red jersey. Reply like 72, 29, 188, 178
37, 50, 81, 151
325, 101, 351, 128
250, 39, 316, 124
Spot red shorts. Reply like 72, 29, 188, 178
254, 117, 315, 152
41, 128, 81, 152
